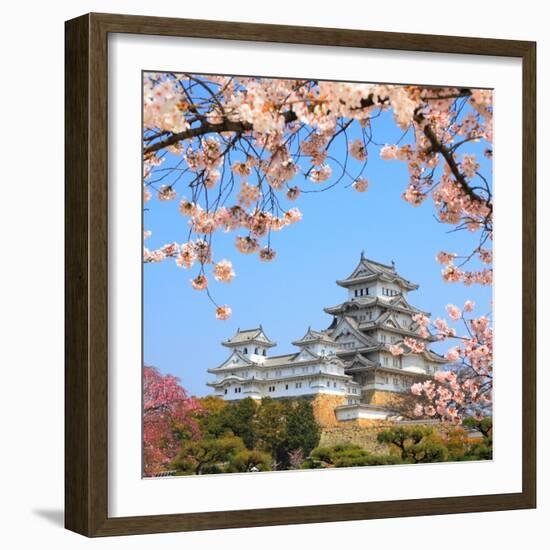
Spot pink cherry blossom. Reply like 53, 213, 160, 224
349, 139, 368, 161
352, 177, 369, 192
235, 235, 260, 254
436, 251, 456, 265
259, 246, 276, 262
389, 344, 404, 356
191, 274, 208, 290
215, 305, 232, 320
157, 185, 177, 201
446, 304, 462, 321
213, 260, 235, 283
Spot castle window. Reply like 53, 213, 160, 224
285, 384, 289, 390
255, 347, 259, 354
224, 389, 228, 395
296, 382, 302, 389
243, 347, 248, 354
263, 349, 266, 356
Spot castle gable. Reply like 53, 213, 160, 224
215, 350, 254, 370
291, 348, 319, 362
331, 317, 372, 347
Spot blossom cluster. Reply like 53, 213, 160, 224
409, 301, 492, 423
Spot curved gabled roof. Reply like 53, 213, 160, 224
291, 327, 337, 347
336, 253, 418, 291
324, 295, 428, 316
222, 326, 276, 348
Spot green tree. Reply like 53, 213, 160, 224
253, 398, 289, 466
199, 397, 258, 449
461, 416, 493, 460
228, 449, 272, 472
225, 398, 258, 449
171, 435, 245, 475
303, 444, 402, 469
377, 426, 449, 464
286, 400, 320, 464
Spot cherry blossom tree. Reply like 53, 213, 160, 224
142, 73, 493, 319
143, 366, 204, 475
390, 301, 492, 423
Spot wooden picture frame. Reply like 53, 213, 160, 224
65, 12, 536, 537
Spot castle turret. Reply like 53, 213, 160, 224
222, 326, 276, 359
336, 251, 418, 301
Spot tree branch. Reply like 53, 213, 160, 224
144, 111, 298, 156
414, 110, 493, 215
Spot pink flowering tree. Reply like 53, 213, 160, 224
143, 366, 204, 475
142, 74, 493, 319
390, 301, 492, 423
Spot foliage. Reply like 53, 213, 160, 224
460, 416, 493, 460
186, 396, 321, 472
376, 421, 492, 463
286, 399, 321, 462
303, 444, 402, 469
143, 366, 203, 475
377, 426, 449, 463
171, 435, 246, 475
199, 396, 258, 449
253, 397, 321, 468
228, 449, 273, 472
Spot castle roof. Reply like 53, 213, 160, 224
344, 353, 378, 373
324, 294, 428, 316
222, 326, 276, 348
327, 315, 380, 348
356, 310, 436, 341
336, 253, 418, 291
291, 327, 337, 347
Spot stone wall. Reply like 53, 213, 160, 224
310, 394, 348, 427
320, 420, 457, 455
363, 389, 407, 407
319, 421, 394, 454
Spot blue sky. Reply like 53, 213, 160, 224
143, 88, 492, 397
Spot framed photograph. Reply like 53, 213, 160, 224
65, 12, 536, 537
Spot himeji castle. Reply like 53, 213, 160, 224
207, 253, 447, 423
